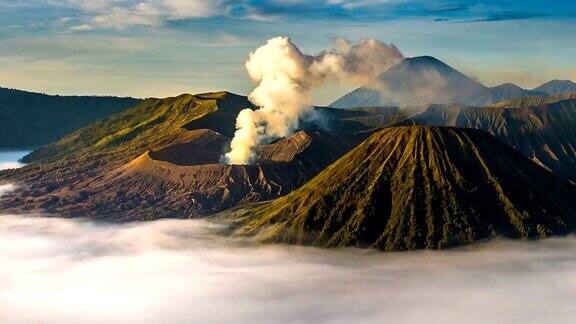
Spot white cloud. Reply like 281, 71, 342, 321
66, 0, 118, 11
91, 4, 164, 29
162, 0, 229, 18
68, 24, 94, 31
58, 0, 241, 30
327, 0, 402, 10
242, 7, 278, 22
2, 214, 576, 323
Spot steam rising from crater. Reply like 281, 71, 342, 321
223, 36, 403, 165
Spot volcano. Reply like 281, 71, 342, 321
0, 91, 394, 220
331, 56, 544, 108
30, 129, 371, 221
222, 126, 576, 251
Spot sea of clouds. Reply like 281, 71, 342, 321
1, 213, 576, 324
0, 151, 28, 171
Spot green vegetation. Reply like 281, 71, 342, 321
0, 87, 140, 149
2, 91, 398, 220
222, 126, 576, 251
20, 93, 404, 166
23, 91, 251, 163
0, 91, 253, 216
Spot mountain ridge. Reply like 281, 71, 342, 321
331, 57, 558, 108
221, 126, 576, 251
0, 87, 141, 149
490, 93, 576, 108
0, 91, 403, 220
534, 80, 576, 95
408, 99, 576, 182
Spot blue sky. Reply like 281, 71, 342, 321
1, 0, 576, 103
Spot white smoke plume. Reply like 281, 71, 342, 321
223, 36, 404, 165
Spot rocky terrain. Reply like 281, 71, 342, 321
1, 129, 368, 221
222, 126, 576, 251
4, 89, 576, 225
409, 99, 576, 182
0, 91, 400, 220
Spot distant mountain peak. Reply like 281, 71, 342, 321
546, 79, 575, 84
400, 55, 445, 65
331, 56, 488, 108
386, 55, 464, 74
331, 56, 552, 108
493, 83, 524, 89
534, 79, 576, 95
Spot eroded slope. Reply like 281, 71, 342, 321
223, 126, 576, 251
410, 100, 576, 182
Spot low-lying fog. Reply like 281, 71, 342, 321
1, 213, 576, 324
0, 151, 29, 171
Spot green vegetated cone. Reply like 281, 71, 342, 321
225, 125, 576, 251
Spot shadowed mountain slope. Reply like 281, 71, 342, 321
312, 106, 408, 132
491, 93, 576, 108
0, 87, 140, 149
409, 99, 576, 182
466, 83, 545, 107
222, 126, 576, 251
534, 80, 576, 95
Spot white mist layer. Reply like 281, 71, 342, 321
0, 161, 24, 170
0, 152, 28, 195
2, 215, 576, 323
0, 184, 17, 196
224, 36, 403, 164
0, 150, 29, 171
